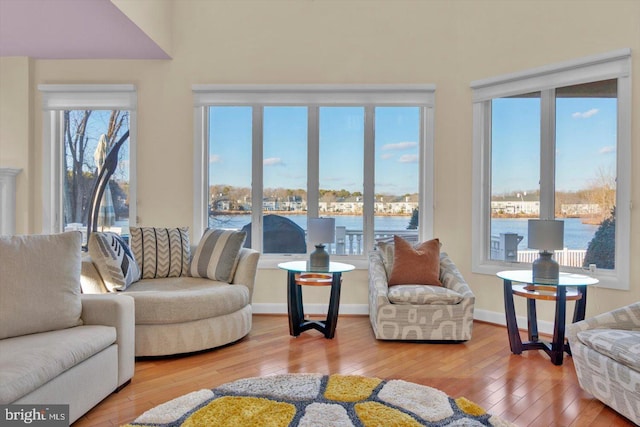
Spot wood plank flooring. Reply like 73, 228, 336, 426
73, 316, 634, 426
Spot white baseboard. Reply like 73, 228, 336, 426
473, 308, 556, 336
253, 303, 369, 316
253, 305, 557, 336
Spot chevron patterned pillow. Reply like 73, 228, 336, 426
129, 227, 190, 279
88, 232, 141, 291
190, 229, 247, 283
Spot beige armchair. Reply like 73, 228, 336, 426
567, 302, 640, 424
368, 249, 475, 341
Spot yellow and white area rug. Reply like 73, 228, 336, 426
123, 373, 515, 427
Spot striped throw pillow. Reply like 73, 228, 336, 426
130, 227, 190, 279
88, 232, 141, 291
190, 229, 247, 283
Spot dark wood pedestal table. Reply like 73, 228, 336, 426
278, 261, 355, 339
498, 270, 598, 365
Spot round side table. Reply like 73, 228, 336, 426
278, 261, 354, 339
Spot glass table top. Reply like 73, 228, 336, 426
497, 270, 599, 286
278, 260, 355, 274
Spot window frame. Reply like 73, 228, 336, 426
193, 84, 436, 269
470, 49, 632, 290
39, 84, 137, 235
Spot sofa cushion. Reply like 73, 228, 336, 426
388, 284, 464, 305
88, 232, 140, 291
190, 229, 247, 283
123, 277, 250, 324
0, 325, 116, 403
130, 227, 190, 279
577, 329, 640, 373
388, 236, 442, 287
0, 232, 83, 340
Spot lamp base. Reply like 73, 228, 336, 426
532, 251, 559, 284
310, 244, 330, 270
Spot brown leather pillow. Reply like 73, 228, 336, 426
388, 235, 442, 286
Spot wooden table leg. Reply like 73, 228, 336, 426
567, 285, 588, 355
573, 285, 587, 323
550, 286, 567, 365
527, 297, 539, 342
287, 270, 304, 336
503, 279, 523, 354
324, 273, 342, 339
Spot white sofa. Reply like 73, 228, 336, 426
567, 302, 640, 424
82, 246, 260, 357
0, 232, 135, 424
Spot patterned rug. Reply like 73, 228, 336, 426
122, 373, 514, 427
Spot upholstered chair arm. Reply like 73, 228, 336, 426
80, 294, 135, 388
369, 251, 391, 308
439, 252, 474, 300
567, 301, 640, 342
231, 248, 260, 300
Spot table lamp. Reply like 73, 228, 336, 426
308, 217, 335, 270
528, 219, 564, 284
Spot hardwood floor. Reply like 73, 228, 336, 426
74, 316, 634, 427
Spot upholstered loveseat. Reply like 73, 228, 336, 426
567, 302, 640, 424
0, 232, 135, 424
82, 227, 260, 357
368, 239, 475, 341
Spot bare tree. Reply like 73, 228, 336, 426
64, 110, 92, 224
585, 166, 616, 222
63, 110, 129, 225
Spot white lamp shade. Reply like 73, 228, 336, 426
308, 218, 335, 244
528, 219, 564, 250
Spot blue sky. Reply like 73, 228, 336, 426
209, 106, 419, 195
491, 96, 617, 195
209, 97, 616, 198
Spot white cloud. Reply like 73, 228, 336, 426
210, 154, 221, 163
264, 157, 284, 166
572, 108, 599, 119
382, 141, 417, 151
398, 154, 418, 163
380, 153, 395, 160
599, 145, 616, 155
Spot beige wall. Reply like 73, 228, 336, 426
1, 0, 638, 323
0, 56, 32, 233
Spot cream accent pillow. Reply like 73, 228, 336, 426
388, 235, 442, 287
190, 229, 247, 283
0, 232, 83, 339
130, 227, 190, 279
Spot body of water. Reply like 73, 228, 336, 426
491, 218, 598, 250
211, 214, 599, 251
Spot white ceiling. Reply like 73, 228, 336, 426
0, 0, 170, 59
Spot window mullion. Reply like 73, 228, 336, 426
539, 89, 556, 219
193, 106, 208, 240
251, 106, 263, 252
363, 106, 375, 253
307, 106, 320, 253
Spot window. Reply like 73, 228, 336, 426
193, 85, 435, 267
40, 85, 137, 244
471, 49, 631, 290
